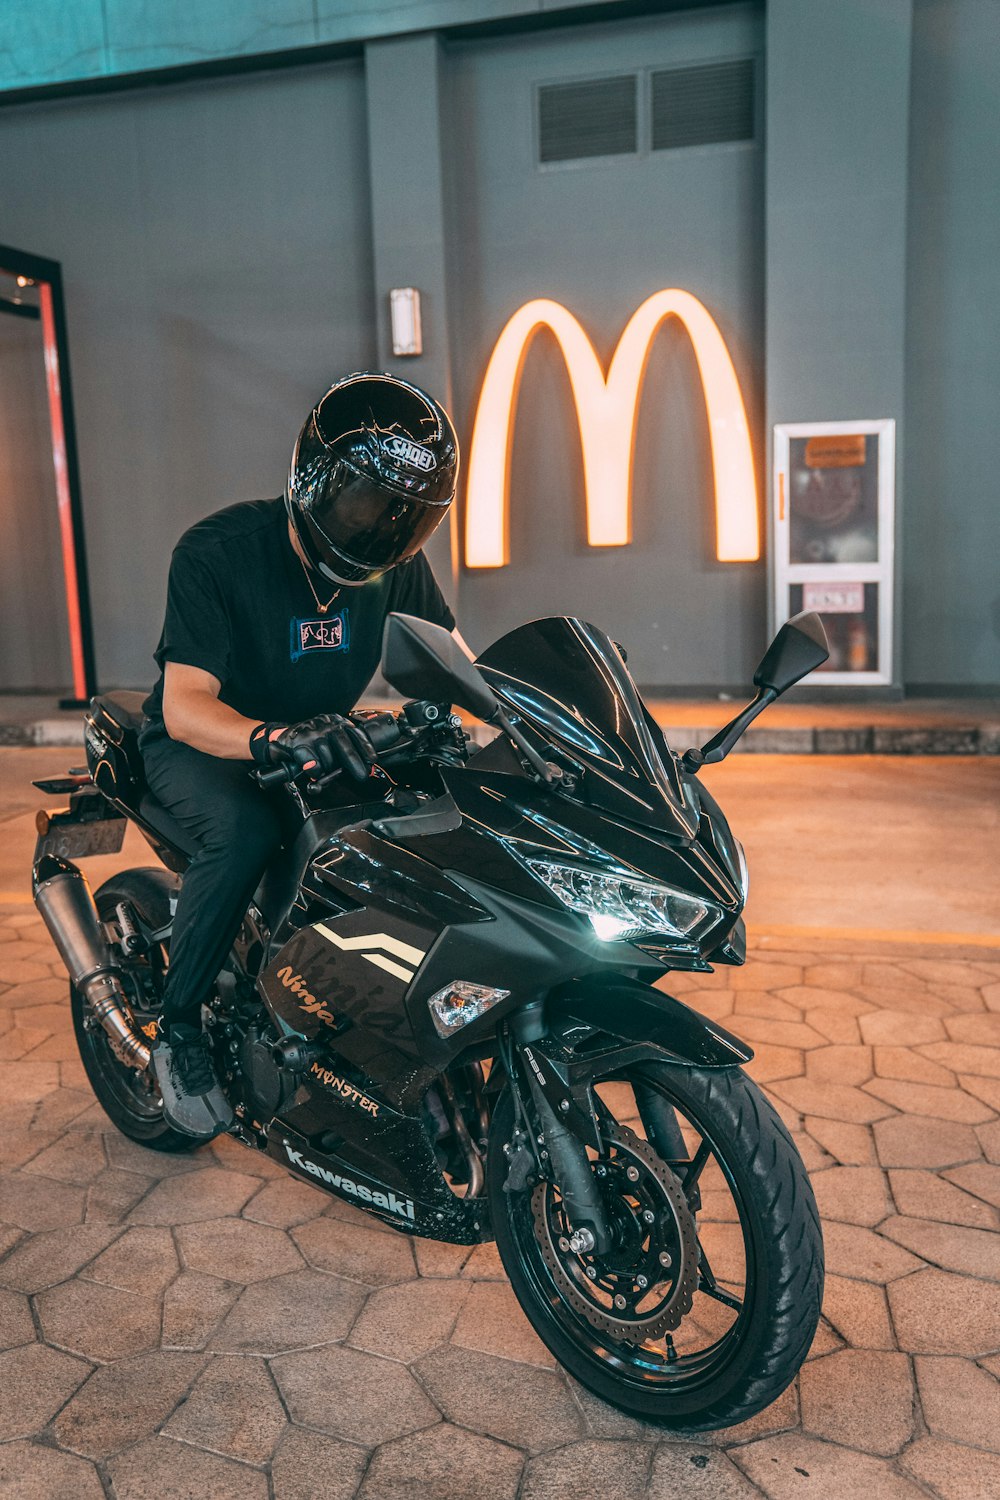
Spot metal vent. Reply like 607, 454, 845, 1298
538, 75, 637, 164
651, 59, 755, 151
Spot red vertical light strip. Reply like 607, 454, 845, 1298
39, 280, 87, 702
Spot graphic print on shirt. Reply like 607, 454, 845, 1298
290, 610, 350, 663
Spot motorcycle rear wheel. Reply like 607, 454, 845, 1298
70, 869, 197, 1154
488, 1060, 823, 1431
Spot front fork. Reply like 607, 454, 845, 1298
506, 1005, 615, 1255
503, 1008, 694, 1257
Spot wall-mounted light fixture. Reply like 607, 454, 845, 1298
389, 287, 422, 356
464, 290, 759, 569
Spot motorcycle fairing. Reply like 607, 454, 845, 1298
476, 617, 699, 839
268, 1124, 486, 1243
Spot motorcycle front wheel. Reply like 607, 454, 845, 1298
488, 1060, 823, 1431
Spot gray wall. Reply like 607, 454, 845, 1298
0, 60, 375, 687
904, 0, 1000, 688
445, 4, 766, 686
0, 1, 995, 695
764, 0, 913, 684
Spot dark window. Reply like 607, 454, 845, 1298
537, 75, 638, 164
651, 59, 755, 151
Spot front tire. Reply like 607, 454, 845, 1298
488, 1061, 823, 1431
71, 869, 196, 1154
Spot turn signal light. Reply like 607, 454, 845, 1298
428, 981, 511, 1037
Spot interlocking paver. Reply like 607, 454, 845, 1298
0, 1342, 91, 1440
803, 1117, 877, 1165
915, 1354, 1000, 1450
0, 1223, 120, 1292
921, 1041, 1000, 1079
3, 913, 1000, 1497
272, 1343, 439, 1445
86, 1225, 179, 1294
161, 1271, 242, 1349
416, 1345, 585, 1451
889, 1167, 998, 1227
880, 1214, 1000, 1280
0, 1439, 104, 1499
0, 1169, 85, 1230
52, 1350, 207, 1459
0, 1287, 34, 1349
452, 1280, 557, 1367
888, 1267, 1000, 1353
521, 1439, 650, 1500
821, 1221, 923, 1283
799, 1348, 914, 1454
902, 1436, 1000, 1498
130, 1165, 261, 1224
269, 1427, 369, 1500
873, 1044, 956, 1085
106, 1435, 269, 1500
648, 1444, 762, 1498
873, 1113, 981, 1168
163, 1353, 287, 1463
864, 1076, 996, 1123
292, 1212, 416, 1285
349, 1275, 471, 1361
811, 1166, 891, 1226
175, 1215, 304, 1282
36, 1277, 163, 1362
210, 1266, 366, 1354
732, 1431, 928, 1498
821, 1273, 894, 1349
360, 1422, 523, 1500
241, 1175, 328, 1227
942, 1160, 1000, 1208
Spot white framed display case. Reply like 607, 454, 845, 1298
773, 419, 896, 686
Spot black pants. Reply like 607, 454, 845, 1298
140, 733, 296, 1031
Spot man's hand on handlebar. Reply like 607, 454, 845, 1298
249, 713, 377, 785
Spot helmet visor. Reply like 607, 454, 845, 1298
303, 463, 449, 574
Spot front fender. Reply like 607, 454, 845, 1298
547, 974, 753, 1068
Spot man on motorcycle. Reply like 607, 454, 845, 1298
138, 372, 461, 1139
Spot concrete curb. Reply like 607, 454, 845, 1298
4, 718, 1000, 754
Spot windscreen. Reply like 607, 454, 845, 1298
476, 618, 699, 839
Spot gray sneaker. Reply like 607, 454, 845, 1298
151, 1023, 235, 1140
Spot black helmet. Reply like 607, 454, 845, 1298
285, 372, 459, 586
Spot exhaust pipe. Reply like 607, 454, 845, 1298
33, 855, 151, 1070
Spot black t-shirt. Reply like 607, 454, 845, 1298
141, 498, 455, 742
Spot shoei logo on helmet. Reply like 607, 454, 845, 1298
381, 435, 437, 472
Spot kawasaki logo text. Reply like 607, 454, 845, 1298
284, 1145, 414, 1220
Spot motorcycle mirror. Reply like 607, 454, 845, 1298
753, 611, 830, 695
382, 613, 501, 723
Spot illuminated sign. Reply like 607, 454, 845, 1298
464, 290, 759, 568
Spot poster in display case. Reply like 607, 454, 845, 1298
773, 420, 896, 685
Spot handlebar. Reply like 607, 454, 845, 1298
251, 704, 452, 792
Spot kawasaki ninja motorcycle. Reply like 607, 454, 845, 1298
31, 609, 828, 1430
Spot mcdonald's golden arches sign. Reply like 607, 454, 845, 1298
464, 290, 760, 568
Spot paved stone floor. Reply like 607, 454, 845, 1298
2, 906, 1000, 1498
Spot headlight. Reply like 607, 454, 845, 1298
525, 859, 719, 943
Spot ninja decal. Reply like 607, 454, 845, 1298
290, 611, 349, 662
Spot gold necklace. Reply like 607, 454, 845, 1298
299, 555, 341, 615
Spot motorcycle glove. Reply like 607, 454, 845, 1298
251, 714, 377, 783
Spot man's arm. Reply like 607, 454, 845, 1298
162, 662, 267, 759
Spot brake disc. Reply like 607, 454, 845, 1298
531, 1119, 699, 1346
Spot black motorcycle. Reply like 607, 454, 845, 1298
31, 609, 828, 1431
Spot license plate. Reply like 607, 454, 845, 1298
35, 819, 126, 861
